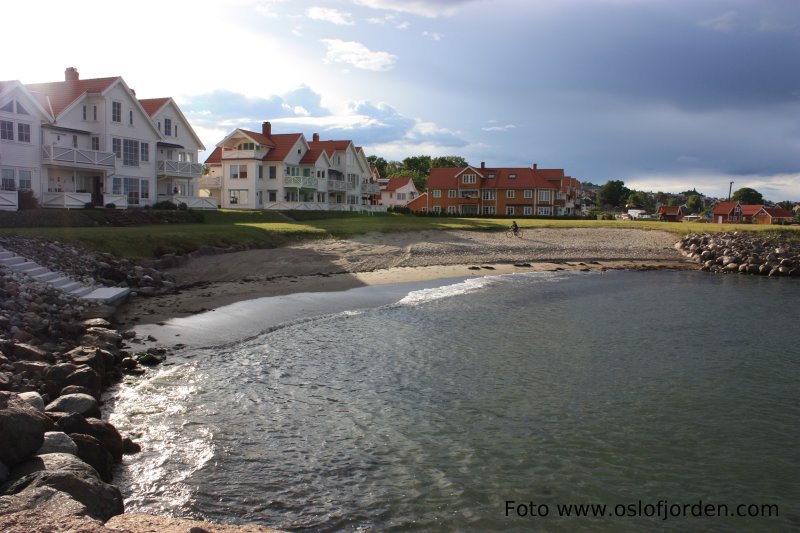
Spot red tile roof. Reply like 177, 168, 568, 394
237, 129, 277, 149
384, 177, 413, 191
25, 76, 120, 116
712, 201, 739, 215
204, 146, 222, 165
308, 140, 351, 157
741, 204, 764, 216
428, 166, 565, 190
763, 207, 794, 218
658, 206, 683, 214
262, 133, 303, 162
138, 97, 170, 116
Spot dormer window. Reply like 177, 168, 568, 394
462, 174, 476, 184
237, 142, 256, 150
509, 174, 517, 179
488, 173, 496, 179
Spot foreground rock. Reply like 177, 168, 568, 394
676, 232, 799, 276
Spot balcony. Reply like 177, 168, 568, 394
326, 179, 347, 192
0, 191, 17, 211
285, 175, 318, 189
41, 146, 115, 170
157, 160, 203, 178
362, 183, 380, 194
197, 176, 222, 189
221, 148, 266, 160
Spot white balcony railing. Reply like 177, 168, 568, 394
157, 194, 218, 210
0, 191, 18, 211
221, 148, 266, 160
157, 160, 203, 178
325, 179, 347, 191
41, 191, 92, 209
284, 175, 318, 189
362, 183, 380, 194
102, 194, 128, 208
42, 146, 115, 168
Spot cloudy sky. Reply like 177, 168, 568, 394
5, 0, 799, 200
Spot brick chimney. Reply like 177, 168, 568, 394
65, 67, 79, 82
480, 161, 485, 168
532, 163, 538, 170
312, 133, 320, 142
262, 121, 271, 136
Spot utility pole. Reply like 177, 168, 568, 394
728, 181, 734, 201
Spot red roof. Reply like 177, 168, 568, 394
262, 133, 302, 162
384, 177, 413, 191
658, 206, 683, 214
741, 204, 764, 216
25, 76, 120, 116
427, 166, 565, 190
712, 201, 739, 215
308, 140, 351, 157
763, 207, 794, 218
204, 146, 222, 165
300, 146, 327, 165
138, 97, 170, 116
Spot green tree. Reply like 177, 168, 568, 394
431, 155, 469, 168
686, 194, 704, 213
626, 191, 654, 211
388, 170, 427, 191
596, 180, 630, 209
402, 155, 433, 177
366, 155, 388, 178
732, 187, 764, 205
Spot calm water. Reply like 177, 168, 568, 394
108, 270, 800, 531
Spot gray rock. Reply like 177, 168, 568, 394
44, 393, 100, 419
63, 366, 102, 397
68, 433, 113, 483
17, 391, 44, 412
11, 343, 50, 362
0, 392, 54, 467
37, 431, 78, 456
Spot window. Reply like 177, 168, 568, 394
506, 206, 515, 215
93, 106, 97, 120
268, 190, 277, 202
432, 190, 442, 198
0, 120, 13, 140
92, 136, 100, 151
18, 170, 32, 190
1, 169, 15, 191
140, 142, 149, 162
448, 190, 457, 198
506, 190, 515, 199
537, 206, 552, 215
447, 205, 457, 214
524, 190, 533, 198
237, 142, 255, 150
482, 206, 495, 215
229, 189, 248, 205
164, 118, 172, 136
483, 190, 496, 200
462, 174, 476, 184
174, 125, 178, 137
538, 190, 551, 202
17, 123, 30, 143
112, 177, 149, 205
112, 138, 121, 158
230, 164, 247, 179
123, 139, 140, 166
269, 166, 276, 179
524, 206, 532, 215
0, 101, 12, 112
397, 192, 406, 200
112, 101, 121, 122
258, 166, 264, 179
433, 205, 441, 213
129, 110, 133, 125
82, 106, 87, 120
16, 102, 28, 115
508, 173, 517, 179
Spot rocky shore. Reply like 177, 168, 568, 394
0, 237, 279, 532
676, 232, 799, 276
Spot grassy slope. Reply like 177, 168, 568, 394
0, 209, 797, 260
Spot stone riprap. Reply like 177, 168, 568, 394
676, 232, 799, 276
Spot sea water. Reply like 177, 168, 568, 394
107, 270, 800, 531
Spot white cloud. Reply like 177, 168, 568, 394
353, 0, 470, 18
321, 39, 397, 71
396, 21, 410, 29
422, 31, 443, 40
306, 6, 355, 25
482, 124, 516, 132
699, 11, 740, 33
626, 171, 800, 202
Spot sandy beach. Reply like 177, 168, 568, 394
113, 228, 691, 327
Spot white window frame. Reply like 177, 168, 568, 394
524, 190, 533, 198
506, 190, 515, 199
1, 168, 15, 191
18, 169, 32, 190
17, 123, 30, 143
537, 206, 552, 215
112, 101, 122, 122
432, 190, 441, 198
482, 206, 495, 215
462, 174, 476, 184
229, 189, 249, 205
538, 190, 551, 202
448, 189, 457, 198
0, 120, 13, 141
506, 206, 515, 215
524, 206, 533, 215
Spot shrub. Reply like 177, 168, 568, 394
84, 202, 95, 209
178, 202, 188, 211
152, 200, 178, 210
18, 190, 40, 210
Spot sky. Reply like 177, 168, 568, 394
5, 0, 800, 201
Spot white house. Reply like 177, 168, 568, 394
202, 122, 385, 212
0, 67, 208, 210
380, 176, 420, 208
0, 80, 51, 210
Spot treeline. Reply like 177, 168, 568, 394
367, 155, 469, 191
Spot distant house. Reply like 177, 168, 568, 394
658, 205, 685, 222
406, 192, 428, 213
740, 204, 763, 223
380, 177, 419, 208
753, 206, 795, 225
712, 201, 742, 224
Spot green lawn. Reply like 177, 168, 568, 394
1, 209, 797, 260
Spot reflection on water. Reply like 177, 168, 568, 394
109, 271, 800, 531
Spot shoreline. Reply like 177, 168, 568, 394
114, 228, 693, 329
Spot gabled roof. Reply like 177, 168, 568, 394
300, 145, 331, 166
428, 166, 565, 190
25, 76, 119, 117
0, 79, 53, 121
712, 201, 739, 215
761, 206, 795, 218
308, 140, 352, 158
383, 177, 414, 191
204, 146, 222, 165
263, 133, 303, 162
139, 97, 205, 150
658, 205, 684, 214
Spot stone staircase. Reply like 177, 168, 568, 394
0, 247, 130, 305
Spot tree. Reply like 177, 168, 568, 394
402, 155, 433, 177
366, 155, 388, 178
596, 180, 630, 209
626, 191, 654, 211
431, 155, 469, 168
686, 194, 704, 213
732, 187, 764, 205
388, 170, 427, 191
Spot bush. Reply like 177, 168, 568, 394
18, 190, 40, 210
178, 202, 188, 211
105, 203, 117, 209
152, 200, 178, 210
83, 202, 95, 209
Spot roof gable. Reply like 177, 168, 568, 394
139, 97, 205, 150
0, 80, 53, 121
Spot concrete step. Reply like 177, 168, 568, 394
22, 266, 48, 277
80, 287, 130, 305
0, 251, 14, 260
32, 271, 60, 282
56, 281, 83, 293
8, 261, 39, 272
49, 277, 73, 288
69, 286, 95, 298
0, 256, 25, 266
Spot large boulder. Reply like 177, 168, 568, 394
69, 433, 114, 483
85, 418, 123, 463
45, 393, 100, 419
50, 411, 94, 436
16, 391, 44, 412
43, 362, 78, 398
0, 392, 54, 467
63, 366, 102, 398
1, 453, 123, 522
37, 431, 78, 456
11, 343, 51, 362
0, 485, 112, 532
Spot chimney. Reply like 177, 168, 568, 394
480, 161, 485, 168
532, 163, 538, 170
130, 88, 136, 97
312, 133, 320, 142
65, 67, 79, 82
262, 121, 271, 136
